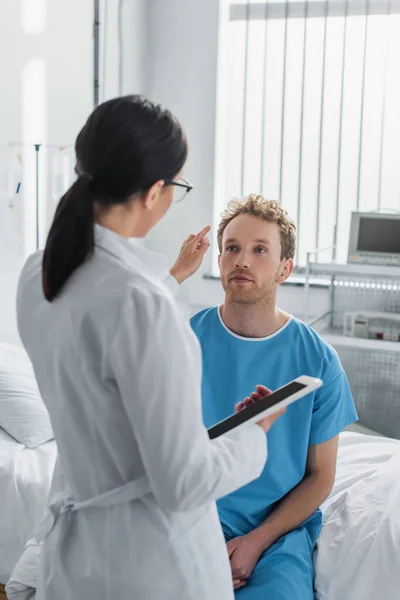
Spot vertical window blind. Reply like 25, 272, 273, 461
214, 0, 400, 269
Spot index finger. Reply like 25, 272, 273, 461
256, 385, 272, 397
193, 225, 211, 241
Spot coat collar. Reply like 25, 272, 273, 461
94, 224, 170, 280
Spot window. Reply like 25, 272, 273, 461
213, 0, 400, 272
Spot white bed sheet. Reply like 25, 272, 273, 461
0, 427, 57, 585
5, 432, 400, 599
315, 432, 400, 600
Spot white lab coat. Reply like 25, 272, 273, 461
15, 225, 268, 600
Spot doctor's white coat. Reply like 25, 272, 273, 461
15, 225, 268, 600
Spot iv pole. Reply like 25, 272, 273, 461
8, 6, 100, 250
34, 144, 41, 249
94, 0, 100, 107
9, 143, 72, 250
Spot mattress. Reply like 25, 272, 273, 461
0, 427, 57, 585
315, 432, 400, 600
5, 432, 400, 600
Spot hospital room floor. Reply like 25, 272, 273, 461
346, 423, 384, 437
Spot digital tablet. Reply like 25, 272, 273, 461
207, 375, 322, 439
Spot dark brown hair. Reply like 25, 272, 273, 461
42, 95, 187, 301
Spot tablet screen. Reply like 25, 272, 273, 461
208, 381, 306, 439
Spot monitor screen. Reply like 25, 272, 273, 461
357, 217, 400, 254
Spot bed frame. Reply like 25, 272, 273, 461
0, 584, 7, 599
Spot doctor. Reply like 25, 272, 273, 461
16, 95, 283, 600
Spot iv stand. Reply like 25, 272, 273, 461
7, 7, 100, 250
94, 0, 100, 107
9, 142, 72, 250
34, 144, 41, 250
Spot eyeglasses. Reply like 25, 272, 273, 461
164, 177, 193, 203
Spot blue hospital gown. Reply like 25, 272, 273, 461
191, 308, 358, 600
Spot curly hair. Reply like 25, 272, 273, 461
217, 194, 296, 260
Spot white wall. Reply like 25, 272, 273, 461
0, 0, 92, 343
146, 0, 221, 309
0, 0, 324, 345
101, 0, 148, 100
146, 0, 325, 317
0, 0, 147, 344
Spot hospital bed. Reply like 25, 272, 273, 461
0, 427, 56, 592
4, 434, 400, 600
315, 431, 400, 599
0, 342, 57, 599
1, 343, 399, 599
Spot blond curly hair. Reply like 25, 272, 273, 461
217, 194, 296, 260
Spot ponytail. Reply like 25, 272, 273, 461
42, 95, 188, 301
42, 176, 94, 302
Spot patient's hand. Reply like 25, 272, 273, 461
170, 226, 211, 284
235, 384, 272, 412
235, 385, 285, 434
227, 533, 264, 590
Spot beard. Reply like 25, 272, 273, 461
221, 271, 279, 306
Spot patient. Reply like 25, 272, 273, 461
6, 198, 357, 600
190, 195, 358, 599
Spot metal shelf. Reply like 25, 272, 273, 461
320, 328, 400, 353
308, 262, 400, 278
304, 251, 400, 439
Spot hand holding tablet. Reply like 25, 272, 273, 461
208, 376, 323, 440
235, 385, 285, 434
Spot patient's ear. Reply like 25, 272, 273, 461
277, 258, 294, 284
218, 254, 221, 269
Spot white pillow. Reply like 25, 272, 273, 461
0, 343, 54, 448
